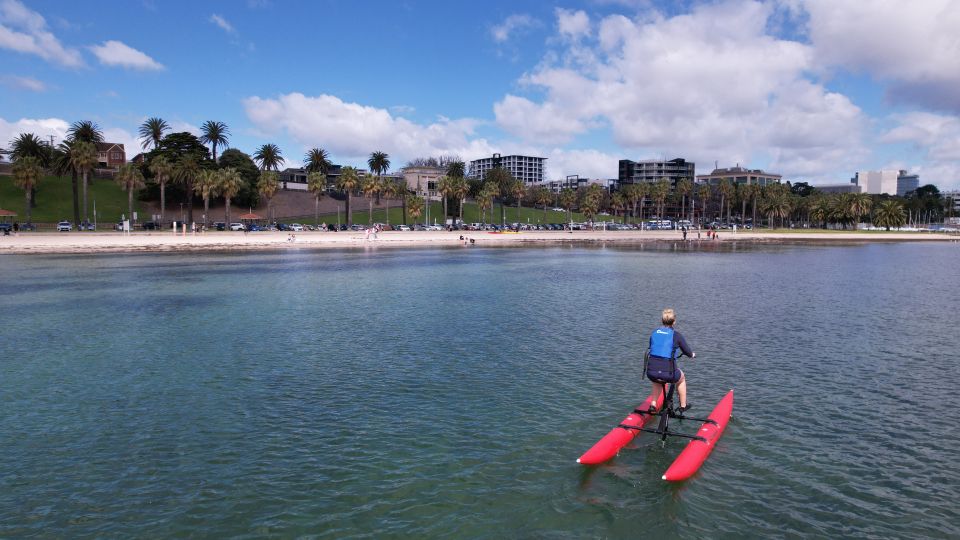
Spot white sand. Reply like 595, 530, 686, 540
0, 229, 956, 254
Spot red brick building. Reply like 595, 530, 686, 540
96, 143, 126, 169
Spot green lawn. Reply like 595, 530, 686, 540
284, 201, 622, 226
0, 174, 142, 224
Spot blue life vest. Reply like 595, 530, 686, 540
649, 327, 675, 359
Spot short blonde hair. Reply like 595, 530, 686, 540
661, 308, 676, 325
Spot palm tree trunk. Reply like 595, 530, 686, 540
315, 195, 319, 225
128, 188, 134, 225
368, 198, 373, 225
25, 189, 31, 224
401, 194, 407, 225
213, 143, 218, 164
443, 196, 448, 222
186, 181, 194, 224
226, 197, 232, 225
460, 198, 465, 222
71, 170, 80, 224
160, 180, 166, 224
204, 197, 210, 226
543, 204, 547, 223
82, 171, 89, 223
346, 193, 352, 226
501, 200, 506, 226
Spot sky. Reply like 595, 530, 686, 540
2, 0, 960, 189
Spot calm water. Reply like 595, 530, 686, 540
1, 242, 959, 538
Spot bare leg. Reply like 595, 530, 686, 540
677, 372, 687, 408
649, 382, 665, 410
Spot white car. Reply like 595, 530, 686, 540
396, 225, 411, 231
229, 223, 245, 231
290, 223, 304, 232
56, 221, 72, 232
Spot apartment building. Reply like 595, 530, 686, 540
468, 153, 546, 184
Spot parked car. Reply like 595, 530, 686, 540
246, 224, 264, 232
0, 223, 12, 233
57, 221, 72, 232
142, 221, 159, 230
19, 222, 36, 231
229, 223, 245, 231
290, 223, 304, 232
78, 220, 95, 231
214, 222, 226, 231
396, 224, 411, 231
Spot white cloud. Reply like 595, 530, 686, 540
243, 92, 496, 166
0, 116, 70, 148
0, 0, 84, 67
492, 1, 869, 181
801, 0, 960, 111
556, 8, 590, 39
491, 14, 536, 43
2, 75, 46, 91
89, 40, 164, 71
209, 14, 235, 33
881, 112, 960, 189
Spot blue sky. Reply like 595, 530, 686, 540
2, 0, 959, 189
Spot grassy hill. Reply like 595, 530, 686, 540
0, 174, 142, 224
285, 201, 620, 226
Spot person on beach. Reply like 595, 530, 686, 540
682, 226, 687, 241
646, 308, 695, 414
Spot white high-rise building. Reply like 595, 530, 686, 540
853, 170, 899, 195
468, 154, 546, 184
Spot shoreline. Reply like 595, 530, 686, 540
0, 230, 957, 254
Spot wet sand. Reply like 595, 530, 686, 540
0, 229, 956, 254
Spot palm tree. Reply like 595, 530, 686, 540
533, 185, 553, 223
610, 192, 626, 220
697, 184, 712, 225
115, 163, 145, 224
454, 177, 470, 223
12, 155, 42, 224
367, 150, 390, 206
149, 155, 174, 225
580, 184, 604, 224
477, 183, 496, 224
194, 169, 219, 226
762, 190, 793, 228
360, 173, 380, 224
257, 170, 279, 223
393, 178, 410, 225
446, 160, 465, 179
67, 120, 103, 224
253, 143, 284, 171
736, 183, 750, 226
651, 179, 670, 220
67, 120, 104, 145
676, 178, 693, 221
336, 166, 360, 226
70, 141, 97, 224
558, 187, 576, 224
622, 183, 643, 223
872, 199, 906, 231
379, 178, 399, 226
829, 193, 855, 229
437, 175, 455, 222
9, 133, 50, 209
219, 168, 243, 226
306, 171, 327, 226
304, 147, 331, 174
850, 192, 873, 228
809, 196, 829, 229
52, 141, 77, 221
510, 179, 526, 223
200, 121, 230, 163
717, 179, 734, 225
138, 117, 169, 150
407, 194, 425, 223
174, 157, 200, 224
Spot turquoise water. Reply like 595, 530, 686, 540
1, 242, 959, 538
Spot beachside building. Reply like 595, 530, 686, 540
695, 165, 781, 187
96, 143, 126, 169
897, 171, 920, 196
403, 165, 445, 200
853, 169, 899, 195
619, 158, 695, 187
815, 182, 863, 194
468, 153, 546, 185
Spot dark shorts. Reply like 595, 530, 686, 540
646, 356, 683, 384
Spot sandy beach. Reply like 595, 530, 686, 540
0, 229, 956, 254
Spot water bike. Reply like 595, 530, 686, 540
577, 354, 733, 481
